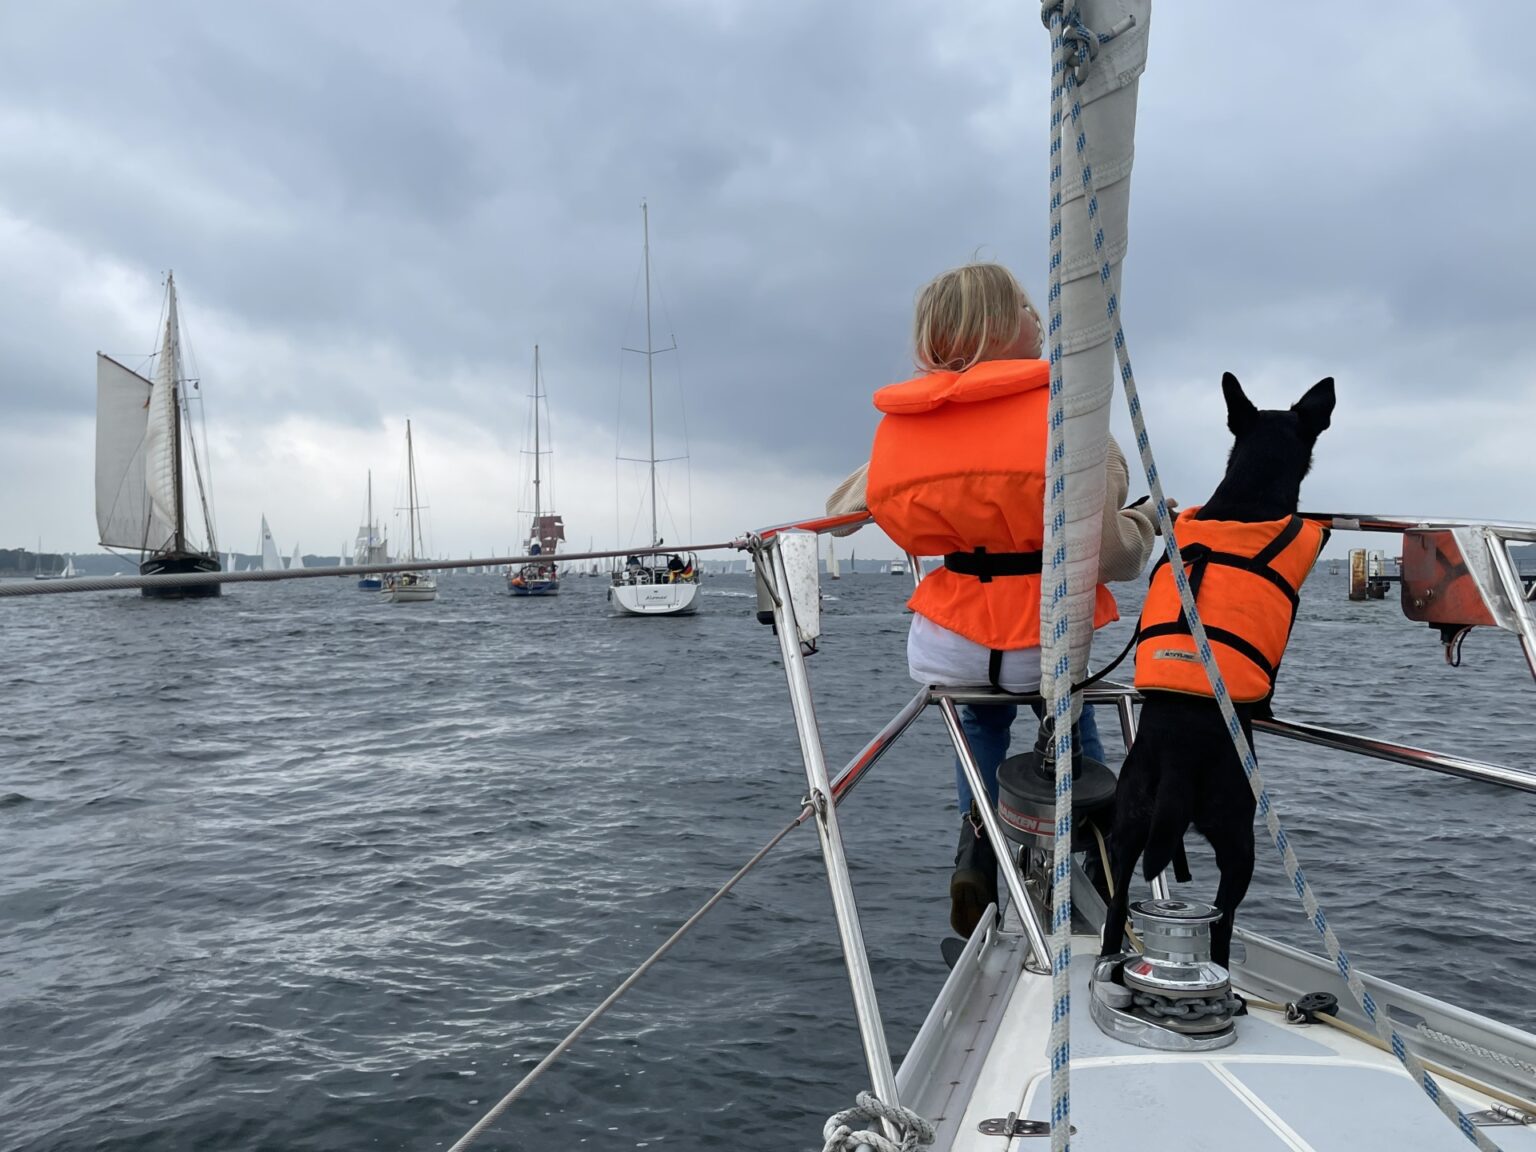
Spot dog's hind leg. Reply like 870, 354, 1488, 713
1100, 746, 1155, 958
1139, 773, 1193, 886
1203, 818, 1255, 970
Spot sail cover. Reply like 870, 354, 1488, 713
1040, 0, 1151, 714
95, 354, 175, 552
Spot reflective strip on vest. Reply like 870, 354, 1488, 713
1133, 510, 1326, 702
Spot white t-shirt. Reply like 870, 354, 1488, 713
907, 613, 1042, 694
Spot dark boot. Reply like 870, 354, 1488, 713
949, 806, 999, 937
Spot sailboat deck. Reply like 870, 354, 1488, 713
897, 929, 1536, 1151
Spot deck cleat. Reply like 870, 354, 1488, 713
1090, 899, 1240, 1051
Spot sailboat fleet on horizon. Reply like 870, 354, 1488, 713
86, 210, 731, 610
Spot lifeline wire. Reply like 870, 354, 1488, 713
1050, 4, 1500, 1146
440, 808, 805, 1152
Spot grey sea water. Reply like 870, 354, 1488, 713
2, 569, 1532, 1151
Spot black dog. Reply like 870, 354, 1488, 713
1099, 372, 1335, 969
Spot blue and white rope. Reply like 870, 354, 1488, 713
1042, 6, 1078, 1150
1044, 4, 1499, 1147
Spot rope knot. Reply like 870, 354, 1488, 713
821, 1091, 936, 1152
1040, 1, 1137, 81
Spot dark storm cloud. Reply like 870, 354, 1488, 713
0, 0, 1532, 499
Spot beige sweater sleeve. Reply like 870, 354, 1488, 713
1098, 437, 1158, 582
825, 462, 871, 537
824, 439, 1156, 573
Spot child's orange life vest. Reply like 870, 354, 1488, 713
866, 359, 1118, 652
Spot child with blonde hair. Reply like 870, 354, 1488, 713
828, 262, 1169, 937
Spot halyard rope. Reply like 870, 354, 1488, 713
1045, 3, 1500, 1146
1041, 5, 1079, 1149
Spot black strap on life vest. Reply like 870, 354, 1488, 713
943, 546, 1044, 583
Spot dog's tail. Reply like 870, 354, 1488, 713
1141, 768, 1193, 884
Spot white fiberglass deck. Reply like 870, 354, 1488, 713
897, 930, 1536, 1152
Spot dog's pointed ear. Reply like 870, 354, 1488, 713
1222, 372, 1258, 436
1292, 377, 1336, 436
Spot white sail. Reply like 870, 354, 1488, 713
95, 355, 175, 551
260, 515, 283, 571
828, 537, 841, 580
290, 543, 304, 570
143, 284, 183, 548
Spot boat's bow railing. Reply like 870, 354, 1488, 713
743, 511, 1536, 1148
1307, 513, 1536, 679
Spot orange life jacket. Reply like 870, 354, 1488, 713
866, 359, 1119, 652
1134, 509, 1326, 702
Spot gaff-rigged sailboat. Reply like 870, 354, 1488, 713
608, 202, 701, 617
384, 420, 437, 604
508, 345, 564, 597
354, 471, 388, 591
95, 272, 221, 599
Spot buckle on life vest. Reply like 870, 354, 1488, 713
943, 547, 1044, 584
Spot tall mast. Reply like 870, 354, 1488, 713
532, 344, 542, 530
642, 201, 658, 548
367, 469, 373, 552
406, 420, 419, 562
166, 274, 186, 554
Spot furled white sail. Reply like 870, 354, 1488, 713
143, 284, 183, 548
95, 354, 175, 552
1039, 0, 1151, 717
260, 515, 283, 571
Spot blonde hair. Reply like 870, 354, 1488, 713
913, 262, 1042, 372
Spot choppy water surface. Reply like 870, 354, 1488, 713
2, 569, 1532, 1150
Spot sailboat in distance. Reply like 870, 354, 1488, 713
354, 471, 388, 591
95, 272, 221, 598
507, 345, 564, 597
383, 420, 437, 603
607, 202, 701, 617
259, 516, 283, 572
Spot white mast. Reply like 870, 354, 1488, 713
532, 345, 542, 535
642, 203, 658, 548
406, 419, 420, 563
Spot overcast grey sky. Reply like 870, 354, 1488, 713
1, 1, 1532, 560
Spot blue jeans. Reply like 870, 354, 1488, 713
954, 703, 1106, 815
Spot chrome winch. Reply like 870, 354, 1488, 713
1089, 898, 1240, 1051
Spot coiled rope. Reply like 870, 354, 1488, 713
821, 1092, 935, 1152
1046, 2, 1501, 1145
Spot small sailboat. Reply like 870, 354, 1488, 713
354, 471, 388, 591
32, 540, 76, 580
383, 420, 437, 603
95, 272, 222, 598
608, 202, 701, 617
259, 516, 283, 572
508, 346, 564, 597
828, 536, 841, 580
289, 543, 304, 570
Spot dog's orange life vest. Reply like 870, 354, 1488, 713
1134, 509, 1326, 702
866, 358, 1118, 652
